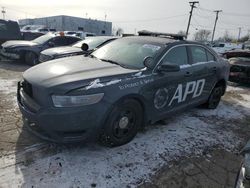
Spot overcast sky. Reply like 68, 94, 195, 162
0, 0, 249, 39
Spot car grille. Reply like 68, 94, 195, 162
39, 54, 53, 62
22, 80, 33, 98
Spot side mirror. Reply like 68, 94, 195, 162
143, 56, 154, 70
157, 63, 180, 72
48, 41, 55, 47
81, 43, 89, 51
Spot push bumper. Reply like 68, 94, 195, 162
17, 82, 110, 143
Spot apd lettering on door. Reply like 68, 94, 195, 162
154, 79, 206, 109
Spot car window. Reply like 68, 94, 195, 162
190, 46, 207, 64
51, 37, 68, 46
206, 50, 216, 61
65, 37, 80, 45
162, 46, 188, 66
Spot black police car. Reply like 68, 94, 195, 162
17, 31, 229, 146
39, 36, 118, 63
0, 33, 81, 65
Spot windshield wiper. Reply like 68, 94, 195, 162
100, 58, 121, 66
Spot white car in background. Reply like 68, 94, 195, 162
212, 42, 243, 54
64, 31, 96, 39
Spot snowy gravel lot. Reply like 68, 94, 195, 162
0, 59, 250, 188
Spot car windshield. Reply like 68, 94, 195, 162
32, 34, 55, 44
91, 37, 164, 69
73, 37, 112, 50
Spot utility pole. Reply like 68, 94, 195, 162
237, 27, 242, 42
211, 10, 222, 42
1, 7, 6, 20
186, 1, 199, 37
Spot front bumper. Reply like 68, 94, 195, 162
17, 82, 110, 143
0, 48, 20, 60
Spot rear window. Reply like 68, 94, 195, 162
162, 46, 188, 66
206, 51, 216, 61
190, 46, 207, 63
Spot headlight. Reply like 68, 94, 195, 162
52, 93, 104, 107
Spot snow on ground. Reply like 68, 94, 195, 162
0, 79, 18, 94
0, 83, 249, 188
0, 78, 19, 107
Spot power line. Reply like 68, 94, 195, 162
113, 14, 187, 23
198, 6, 250, 18
223, 12, 250, 17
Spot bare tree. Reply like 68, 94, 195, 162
193, 29, 211, 41
221, 30, 234, 42
178, 30, 186, 35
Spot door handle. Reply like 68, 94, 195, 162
185, 71, 192, 77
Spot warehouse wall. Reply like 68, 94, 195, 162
19, 15, 112, 36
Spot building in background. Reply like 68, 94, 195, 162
19, 15, 112, 36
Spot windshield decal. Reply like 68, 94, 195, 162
119, 78, 154, 90
86, 79, 122, 90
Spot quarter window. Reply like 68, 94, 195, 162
206, 51, 215, 61
162, 46, 188, 66
190, 46, 207, 64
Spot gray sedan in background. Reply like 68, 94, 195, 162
39, 36, 118, 63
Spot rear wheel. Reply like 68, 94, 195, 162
99, 99, 143, 147
25, 52, 38, 66
204, 86, 223, 109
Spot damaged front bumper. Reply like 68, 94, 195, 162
17, 81, 111, 143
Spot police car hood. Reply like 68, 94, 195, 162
23, 55, 139, 87
41, 46, 81, 56
2, 40, 37, 48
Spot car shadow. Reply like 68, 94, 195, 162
9, 87, 250, 187
0, 58, 30, 72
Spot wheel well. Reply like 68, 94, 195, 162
215, 79, 227, 95
114, 95, 147, 127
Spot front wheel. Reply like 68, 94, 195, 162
25, 52, 38, 66
99, 99, 143, 147
204, 86, 223, 109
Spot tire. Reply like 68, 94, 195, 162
25, 52, 38, 66
204, 85, 223, 109
99, 99, 143, 147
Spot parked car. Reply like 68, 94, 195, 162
0, 33, 81, 65
39, 36, 118, 63
64, 31, 96, 39
223, 50, 250, 83
212, 42, 243, 54
235, 140, 250, 188
17, 31, 229, 146
0, 19, 22, 45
